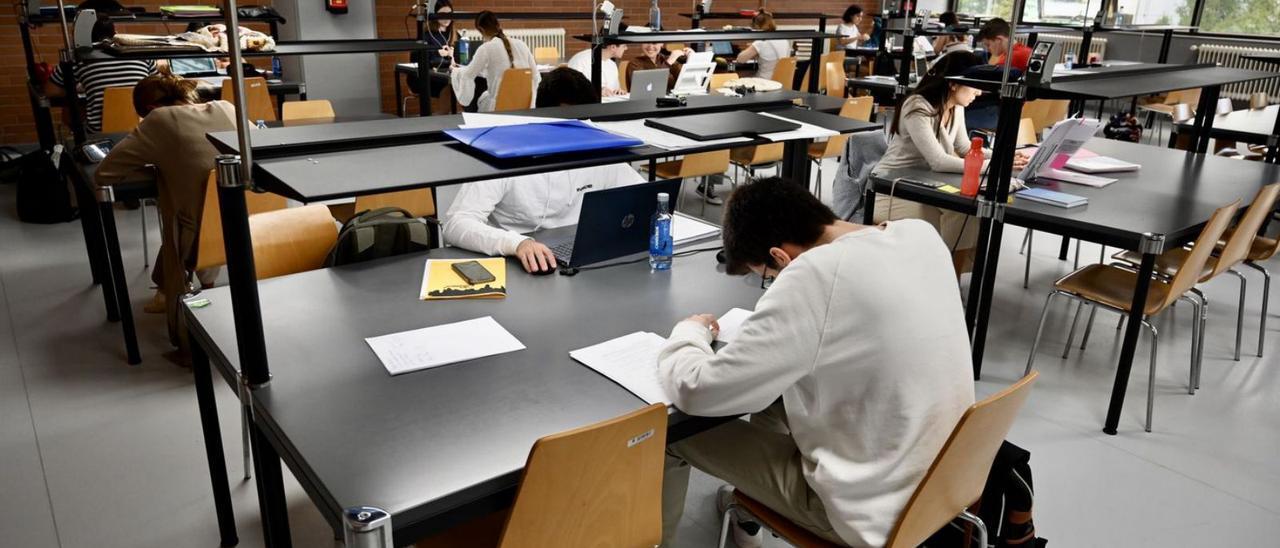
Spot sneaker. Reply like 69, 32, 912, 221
696, 182, 724, 205
716, 485, 764, 548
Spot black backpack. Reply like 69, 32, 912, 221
325, 207, 437, 267
925, 441, 1047, 548
8, 148, 78, 224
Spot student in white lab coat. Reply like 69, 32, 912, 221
450, 11, 539, 112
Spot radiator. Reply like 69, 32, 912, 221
1192, 44, 1280, 103
1015, 33, 1108, 65
459, 28, 566, 61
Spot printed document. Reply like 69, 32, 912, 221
366, 316, 525, 375
716, 308, 753, 344
757, 112, 839, 142
571, 332, 671, 405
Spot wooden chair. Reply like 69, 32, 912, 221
655, 150, 731, 214
1027, 200, 1241, 432
221, 76, 277, 122
1137, 88, 1200, 145
248, 204, 339, 280
100, 86, 140, 133
533, 46, 560, 65
729, 143, 785, 186
800, 51, 844, 93
666, 42, 687, 53
353, 189, 437, 219
1021, 99, 1069, 137
805, 97, 873, 199
1016, 118, 1038, 147
494, 68, 534, 112
823, 61, 846, 98
719, 372, 1039, 548
417, 404, 667, 547
194, 171, 289, 273
709, 72, 739, 92
1235, 223, 1279, 358
770, 57, 798, 90
281, 99, 335, 122
618, 60, 630, 92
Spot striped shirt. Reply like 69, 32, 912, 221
52, 60, 157, 133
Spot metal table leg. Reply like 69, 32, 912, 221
1103, 237, 1161, 435
74, 177, 112, 296
97, 201, 141, 365
191, 331, 239, 546
861, 189, 875, 225
781, 139, 813, 186
395, 70, 405, 117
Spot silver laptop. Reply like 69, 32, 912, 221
170, 57, 220, 77
629, 69, 669, 101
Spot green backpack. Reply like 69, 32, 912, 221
325, 207, 437, 267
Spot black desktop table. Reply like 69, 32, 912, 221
1173, 105, 1279, 149
185, 245, 761, 545
865, 138, 1280, 433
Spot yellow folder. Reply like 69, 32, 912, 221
420, 258, 507, 300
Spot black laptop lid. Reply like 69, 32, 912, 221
643, 111, 801, 141
568, 178, 682, 267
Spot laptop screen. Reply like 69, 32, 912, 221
711, 41, 734, 56
170, 57, 218, 76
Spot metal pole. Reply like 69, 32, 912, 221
54, 0, 73, 52
344, 507, 394, 548
222, 0, 255, 185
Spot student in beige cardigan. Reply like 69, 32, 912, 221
95, 73, 237, 346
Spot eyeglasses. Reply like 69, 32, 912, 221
760, 266, 776, 290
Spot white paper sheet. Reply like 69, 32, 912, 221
459, 112, 568, 129
366, 316, 526, 376
570, 332, 671, 405
673, 213, 721, 245
591, 119, 751, 150
758, 112, 840, 142
716, 308, 752, 344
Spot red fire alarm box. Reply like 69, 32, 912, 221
325, 0, 348, 14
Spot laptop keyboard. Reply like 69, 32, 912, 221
549, 239, 575, 263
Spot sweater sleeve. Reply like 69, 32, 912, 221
450, 41, 490, 106
94, 112, 166, 187
442, 178, 529, 257
658, 257, 831, 416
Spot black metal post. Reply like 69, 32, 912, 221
1192, 85, 1221, 154
1266, 110, 1280, 164
97, 198, 141, 365
591, 44, 603, 100
191, 332, 240, 546
808, 36, 823, 92
861, 189, 875, 225
71, 172, 112, 296
1157, 28, 1173, 63
1103, 241, 1160, 434
19, 19, 57, 151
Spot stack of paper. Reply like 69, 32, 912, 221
1017, 187, 1088, 208
757, 112, 839, 142
571, 332, 671, 405
420, 258, 507, 300
672, 213, 721, 245
366, 316, 526, 375
161, 5, 221, 17
459, 112, 567, 129
715, 308, 752, 344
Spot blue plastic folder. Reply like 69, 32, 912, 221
443, 120, 645, 159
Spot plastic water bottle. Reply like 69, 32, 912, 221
458, 40, 470, 65
271, 56, 282, 78
1063, 52, 1076, 70
255, 119, 267, 130
649, 0, 662, 30
961, 137, 984, 197
649, 192, 673, 271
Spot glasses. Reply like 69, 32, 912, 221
760, 266, 776, 290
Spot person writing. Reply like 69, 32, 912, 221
442, 68, 643, 274
658, 179, 975, 547
872, 51, 1028, 275
735, 12, 792, 82
567, 43, 629, 97
94, 73, 236, 347
450, 11, 539, 112
625, 43, 692, 90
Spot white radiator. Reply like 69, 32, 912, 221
459, 28, 566, 61
1015, 33, 1108, 65
1192, 44, 1280, 103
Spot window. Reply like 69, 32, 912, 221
1111, 0, 1191, 26
1195, 0, 1280, 36
956, 0, 1012, 18
957, 0, 1094, 24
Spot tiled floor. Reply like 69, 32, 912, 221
1, 161, 1278, 547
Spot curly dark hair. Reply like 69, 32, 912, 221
721, 178, 836, 275
536, 66, 601, 107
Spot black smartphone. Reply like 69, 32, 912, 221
451, 260, 495, 285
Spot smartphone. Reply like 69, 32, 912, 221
80, 139, 115, 163
451, 260, 495, 285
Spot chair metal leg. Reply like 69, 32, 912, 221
1143, 320, 1158, 432
1026, 292, 1060, 375
1020, 230, 1030, 254
238, 380, 252, 481
141, 200, 150, 268
1190, 288, 1209, 390
1063, 300, 1084, 359
1180, 295, 1201, 395
956, 509, 989, 548
1244, 261, 1270, 357
814, 160, 823, 200
1227, 269, 1247, 361
716, 505, 735, 548
699, 176, 708, 217
1080, 304, 1098, 350
1023, 230, 1033, 289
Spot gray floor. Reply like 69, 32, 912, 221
2, 160, 1278, 547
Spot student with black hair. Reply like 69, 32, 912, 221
450, 11, 539, 112
932, 11, 972, 56
44, 0, 158, 132
658, 178, 974, 547
966, 17, 1031, 129
535, 66, 600, 107
836, 5, 871, 50
410, 0, 456, 100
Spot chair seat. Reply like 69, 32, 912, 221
1136, 104, 1177, 116
1054, 264, 1172, 316
1111, 248, 1215, 281
733, 490, 844, 548
654, 160, 683, 179
730, 145, 784, 168
1252, 236, 1279, 261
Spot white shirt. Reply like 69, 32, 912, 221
568, 49, 621, 92
443, 164, 646, 256
750, 39, 792, 80
451, 36, 540, 112
658, 220, 975, 547
837, 23, 863, 50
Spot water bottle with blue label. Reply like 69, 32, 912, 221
271, 56, 282, 78
650, 192, 673, 271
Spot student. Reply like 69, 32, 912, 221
450, 11, 539, 112
735, 12, 791, 81
44, 0, 158, 133
625, 43, 692, 90
443, 69, 644, 273
567, 43, 629, 96
932, 11, 972, 56
658, 179, 975, 547
967, 17, 1031, 129
873, 51, 1027, 274
95, 73, 236, 344
835, 5, 871, 51
412, 0, 456, 100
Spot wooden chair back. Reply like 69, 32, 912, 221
885, 372, 1039, 548
353, 189, 437, 218
811, 97, 874, 159
1017, 118, 1038, 147
494, 68, 534, 112
679, 150, 731, 177
618, 60, 630, 92
533, 46, 560, 65
666, 43, 687, 53
824, 61, 846, 98
709, 72, 740, 91
100, 86, 140, 133
1215, 183, 1280, 275
771, 57, 798, 90
248, 204, 338, 280
733, 143, 785, 167
221, 77, 277, 122
497, 403, 667, 548
1021, 99, 1069, 135
1162, 200, 1242, 310
195, 171, 288, 272
801, 51, 844, 93
281, 99, 335, 122
1165, 88, 1202, 106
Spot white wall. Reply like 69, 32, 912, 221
273, 0, 382, 116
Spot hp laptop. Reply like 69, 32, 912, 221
629, 68, 670, 101
532, 179, 682, 268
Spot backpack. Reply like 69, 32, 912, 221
1103, 111, 1143, 143
325, 207, 437, 267
925, 441, 1047, 548
10, 148, 79, 224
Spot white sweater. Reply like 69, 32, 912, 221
442, 164, 646, 256
567, 49, 621, 92
658, 220, 975, 547
451, 36, 540, 112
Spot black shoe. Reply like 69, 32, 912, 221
696, 182, 724, 205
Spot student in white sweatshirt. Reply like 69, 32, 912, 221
657, 179, 975, 547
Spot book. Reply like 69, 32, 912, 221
419, 258, 507, 300
1065, 155, 1141, 174
1017, 187, 1088, 208
160, 5, 222, 17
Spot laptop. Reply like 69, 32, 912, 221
629, 69, 670, 101
532, 179, 683, 268
671, 51, 716, 95
170, 57, 221, 77
1018, 117, 1117, 187
711, 41, 735, 56
644, 111, 800, 141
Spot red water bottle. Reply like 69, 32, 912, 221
961, 137, 984, 197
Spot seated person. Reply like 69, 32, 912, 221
95, 73, 237, 345
567, 43, 628, 96
442, 68, 643, 273
658, 179, 975, 547
966, 17, 1031, 130
872, 51, 1027, 274
450, 11, 539, 112
411, 0, 456, 99
625, 43, 692, 90
836, 5, 871, 51
735, 12, 792, 82
932, 11, 972, 56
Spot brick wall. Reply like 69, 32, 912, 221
1, 0, 875, 144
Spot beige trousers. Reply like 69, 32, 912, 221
661, 401, 844, 546
873, 195, 980, 251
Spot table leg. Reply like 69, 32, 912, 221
1192, 85, 1221, 154
1267, 105, 1280, 164
781, 139, 812, 186
249, 417, 294, 548
1058, 236, 1070, 261
98, 202, 140, 365
861, 189, 875, 225
395, 71, 405, 117
647, 158, 657, 182
191, 332, 239, 546
1103, 248, 1158, 435
73, 176, 109, 290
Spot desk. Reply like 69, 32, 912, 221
185, 246, 761, 545
866, 139, 1280, 432
1173, 105, 1279, 149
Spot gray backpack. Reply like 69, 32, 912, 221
325, 207, 437, 267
